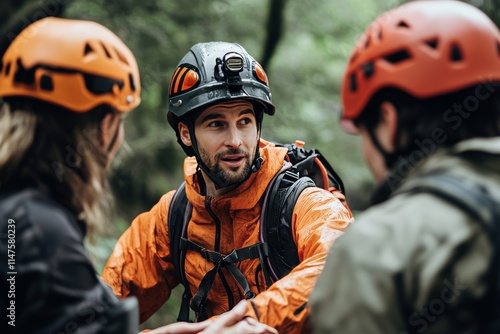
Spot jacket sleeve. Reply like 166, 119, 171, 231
243, 187, 353, 333
102, 191, 178, 323
309, 193, 492, 334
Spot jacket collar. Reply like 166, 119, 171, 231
371, 137, 500, 205
183, 143, 288, 213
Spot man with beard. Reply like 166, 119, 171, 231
102, 41, 352, 334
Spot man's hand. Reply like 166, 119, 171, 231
142, 301, 277, 334
199, 301, 278, 334
142, 321, 210, 334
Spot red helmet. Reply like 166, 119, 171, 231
341, 0, 500, 131
0, 17, 140, 113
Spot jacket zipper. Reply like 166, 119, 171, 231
204, 196, 234, 308
205, 196, 221, 252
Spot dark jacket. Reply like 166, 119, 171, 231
0, 188, 127, 334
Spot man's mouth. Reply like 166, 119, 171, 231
220, 155, 245, 168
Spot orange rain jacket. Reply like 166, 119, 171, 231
102, 142, 353, 333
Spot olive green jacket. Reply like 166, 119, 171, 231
310, 137, 500, 334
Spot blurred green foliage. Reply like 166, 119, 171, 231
3, 0, 500, 330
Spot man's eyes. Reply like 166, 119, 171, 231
239, 118, 253, 125
208, 121, 223, 127
207, 118, 253, 127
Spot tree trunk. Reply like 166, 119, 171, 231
261, 0, 289, 69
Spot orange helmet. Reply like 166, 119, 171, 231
0, 17, 140, 113
341, 0, 500, 130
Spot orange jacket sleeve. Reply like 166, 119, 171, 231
101, 191, 178, 323
243, 187, 353, 333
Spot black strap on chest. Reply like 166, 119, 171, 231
168, 182, 268, 322
168, 182, 192, 322
168, 162, 315, 322
184, 238, 264, 318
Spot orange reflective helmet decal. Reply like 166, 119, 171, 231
169, 60, 269, 97
254, 62, 269, 86
169, 64, 200, 96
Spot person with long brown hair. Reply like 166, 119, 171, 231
0, 16, 141, 334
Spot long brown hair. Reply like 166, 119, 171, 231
0, 98, 115, 238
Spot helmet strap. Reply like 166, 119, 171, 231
250, 120, 263, 173
187, 122, 230, 190
367, 126, 399, 169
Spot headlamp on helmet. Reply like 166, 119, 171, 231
214, 52, 244, 91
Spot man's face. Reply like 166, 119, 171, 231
192, 101, 259, 187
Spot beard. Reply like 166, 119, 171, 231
199, 147, 254, 187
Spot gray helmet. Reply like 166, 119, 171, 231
168, 41, 274, 118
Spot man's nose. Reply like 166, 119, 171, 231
224, 125, 242, 148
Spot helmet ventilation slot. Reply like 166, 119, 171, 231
84, 43, 94, 56
424, 39, 439, 50
397, 20, 410, 29
100, 42, 112, 59
383, 49, 411, 64
450, 44, 463, 62
349, 73, 357, 92
115, 48, 129, 65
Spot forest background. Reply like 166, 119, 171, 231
2, 0, 499, 329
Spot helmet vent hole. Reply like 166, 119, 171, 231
424, 39, 439, 50
129, 73, 136, 92
5, 62, 11, 76
40, 74, 54, 91
115, 48, 129, 65
497, 41, 500, 57
450, 44, 463, 62
349, 73, 357, 92
397, 20, 410, 29
100, 42, 112, 59
0, 60, 3, 74
362, 62, 375, 78
383, 49, 411, 64
84, 43, 94, 56
378, 30, 383, 41
13, 59, 34, 84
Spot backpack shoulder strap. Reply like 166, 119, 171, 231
395, 173, 497, 232
279, 142, 346, 195
167, 181, 193, 322
314, 148, 346, 195
259, 162, 315, 285
395, 172, 500, 333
